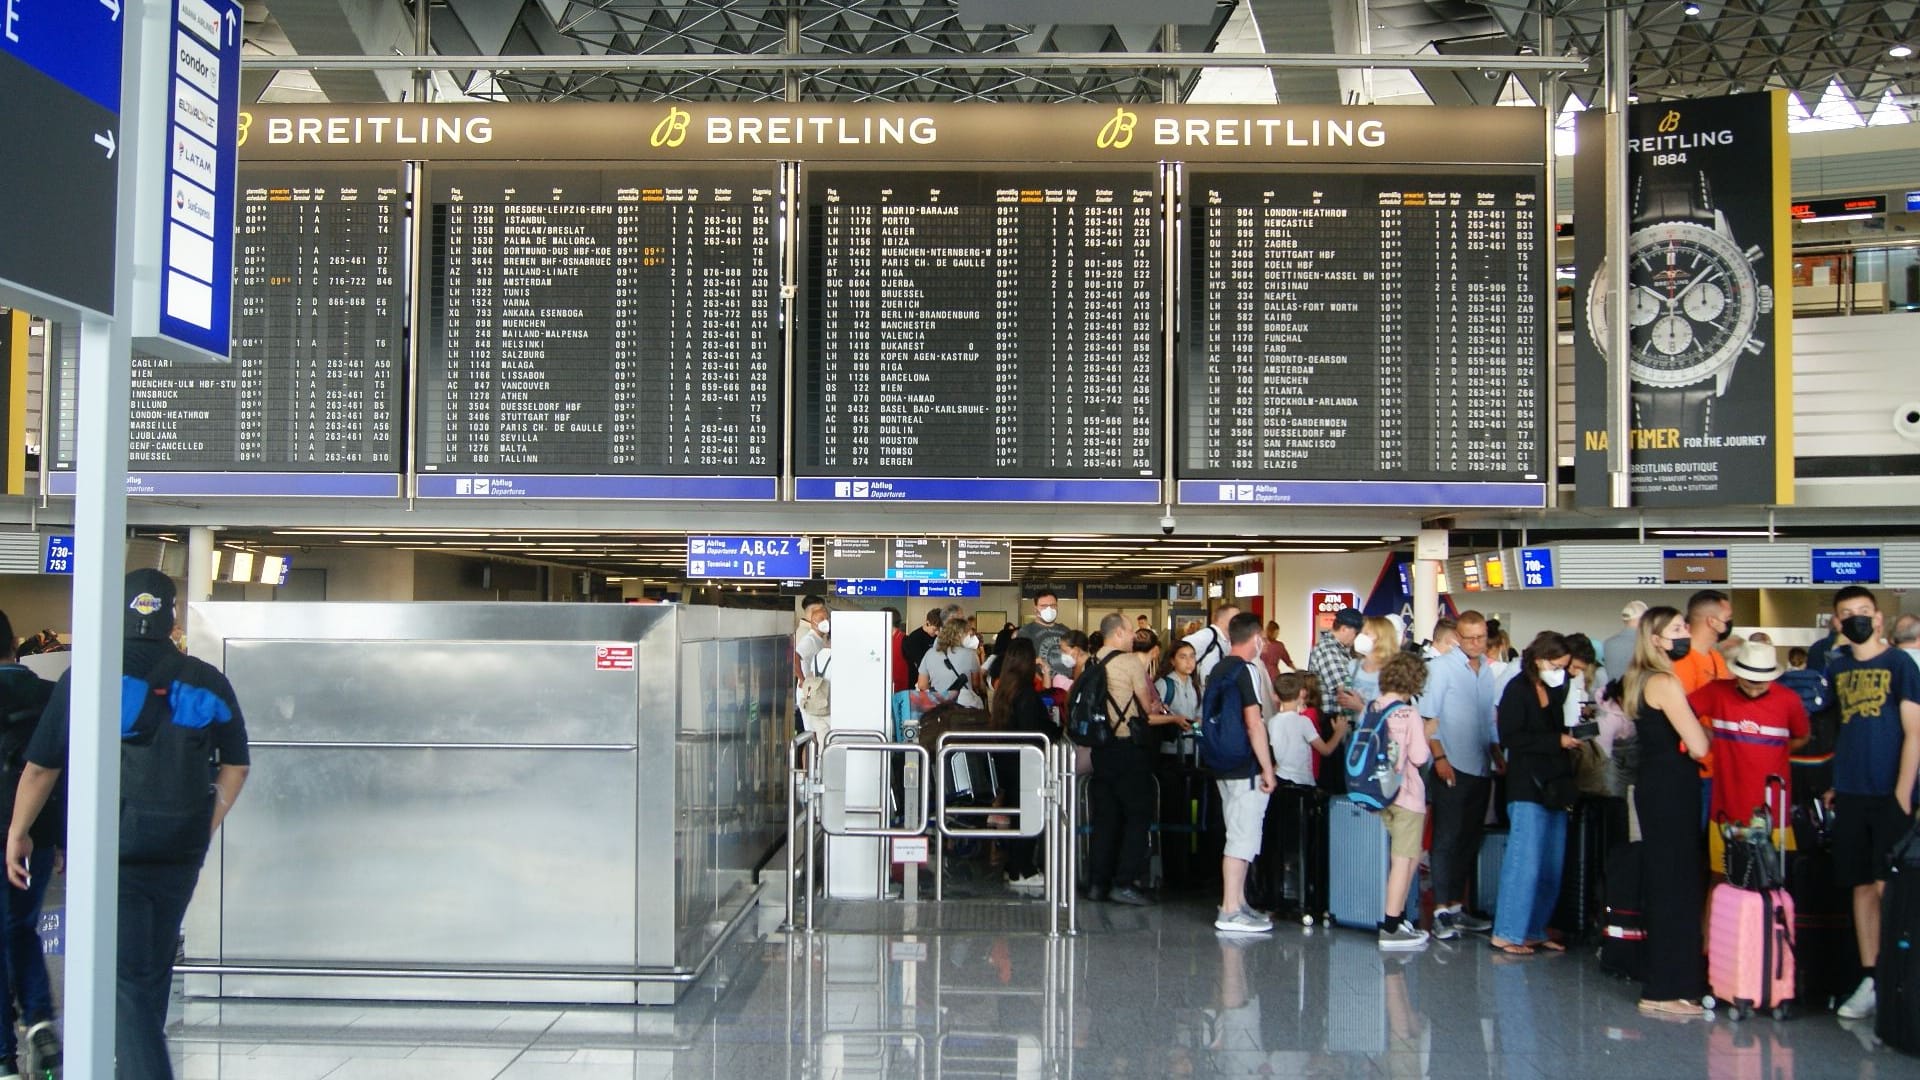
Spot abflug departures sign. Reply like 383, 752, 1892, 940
1574, 93, 1793, 508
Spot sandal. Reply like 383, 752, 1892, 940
1531, 939, 1568, 953
1637, 998, 1705, 1019
1489, 939, 1535, 956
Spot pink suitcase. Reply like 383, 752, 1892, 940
1707, 776, 1796, 1020
1708, 882, 1796, 1019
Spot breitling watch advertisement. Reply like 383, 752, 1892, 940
1572, 92, 1793, 508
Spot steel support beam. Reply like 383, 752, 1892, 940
241, 50, 1590, 73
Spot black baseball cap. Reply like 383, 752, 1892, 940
124, 569, 177, 641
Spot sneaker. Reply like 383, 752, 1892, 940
1379, 920, 1430, 951
1215, 908, 1273, 934
24, 1021, 57, 1070
1109, 886, 1154, 907
1007, 872, 1045, 890
1837, 976, 1877, 1020
1432, 910, 1461, 941
1452, 911, 1493, 934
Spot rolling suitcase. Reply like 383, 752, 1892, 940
1707, 777, 1796, 1020
1328, 798, 1419, 931
1475, 829, 1508, 917
1877, 812, 1920, 1055
1599, 842, 1649, 982
1253, 783, 1329, 922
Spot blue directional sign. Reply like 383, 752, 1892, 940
1812, 548, 1879, 586
144, 0, 241, 359
687, 536, 809, 580
835, 579, 910, 598
0, 0, 123, 316
1519, 547, 1554, 589
43, 535, 74, 575
913, 581, 980, 599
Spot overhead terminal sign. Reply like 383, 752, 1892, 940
1811, 547, 1878, 585
129, 0, 242, 361
43, 534, 74, 575
0, 0, 123, 316
686, 536, 809, 580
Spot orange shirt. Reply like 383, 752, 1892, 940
1673, 644, 1731, 695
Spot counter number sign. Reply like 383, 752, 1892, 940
44, 535, 75, 575
1519, 547, 1554, 589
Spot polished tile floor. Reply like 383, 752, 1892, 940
145, 896, 1909, 1079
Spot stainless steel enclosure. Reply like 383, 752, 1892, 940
181, 602, 790, 1005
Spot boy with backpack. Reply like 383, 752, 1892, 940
1199, 614, 1278, 934
1345, 652, 1433, 949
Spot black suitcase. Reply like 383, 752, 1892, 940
1152, 754, 1222, 891
1789, 845, 1862, 1011
1251, 783, 1328, 921
1877, 817, 1920, 1055
1551, 796, 1628, 943
1599, 842, 1649, 982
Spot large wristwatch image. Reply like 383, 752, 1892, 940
1585, 169, 1774, 436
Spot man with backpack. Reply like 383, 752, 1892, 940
1182, 605, 1238, 690
1201, 614, 1278, 934
1076, 614, 1164, 906
0, 611, 58, 1079
6, 570, 251, 1079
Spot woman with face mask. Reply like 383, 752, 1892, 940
1347, 616, 1400, 712
916, 616, 985, 710
1490, 631, 1578, 957
1620, 607, 1714, 1018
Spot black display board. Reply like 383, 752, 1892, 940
1178, 168, 1547, 508
418, 164, 779, 499
795, 169, 1163, 504
49, 163, 405, 497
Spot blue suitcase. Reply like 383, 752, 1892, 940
1328, 798, 1419, 930
1476, 830, 1508, 917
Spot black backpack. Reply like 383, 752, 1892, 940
1065, 652, 1131, 748
119, 652, 218, 865
0, 674, 53, 774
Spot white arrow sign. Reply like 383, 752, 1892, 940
101, 0, 121, 21
93, 129, 116, 158
225, 6, 236, 45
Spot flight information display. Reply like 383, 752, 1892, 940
1179, 169, 1547, 508
418, 165, 779, 500
50, 164, 406, 497
795, 169, 1163, 504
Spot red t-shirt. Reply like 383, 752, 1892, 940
1688, 680, 1809, 824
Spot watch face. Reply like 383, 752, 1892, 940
1589, 220, 1762, 388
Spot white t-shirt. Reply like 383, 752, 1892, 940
1267, 709, 1320, 786
925, 644, 983, 709
794, 625, 827, 680
1184, 624, 1230, 684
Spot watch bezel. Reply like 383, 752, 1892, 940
1622, 219, 1761, 388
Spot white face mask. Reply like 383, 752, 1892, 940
1540, 666, 1567, 688
815, 619, 830, 636
1038, 606, 1057, 624
1353, 633, 1376, 657
963, 634, 980, 650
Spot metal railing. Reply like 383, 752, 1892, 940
785, 729, 1080, 937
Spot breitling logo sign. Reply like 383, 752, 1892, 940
1659, 109, 1682, 134
233, 103, 1540, 166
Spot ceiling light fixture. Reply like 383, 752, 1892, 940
1892, 44, 1915, 59
1649, 528, 1772, 537
1683, 3, 1701, 15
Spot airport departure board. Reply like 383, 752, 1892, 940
418, 165, 779, 499
1180, 170, 1546, 506
51, 164, 405, 497
795, 170, 1163, 503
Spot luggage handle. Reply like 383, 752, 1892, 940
1765, 774, 1789, 879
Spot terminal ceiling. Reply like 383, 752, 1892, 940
242, 0, 1918, 114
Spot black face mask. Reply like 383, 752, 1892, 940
1840, 615, 1876, 645
1717, 623, 1734, 643
1666, 638, 1693, 661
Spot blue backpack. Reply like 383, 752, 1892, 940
1199, 656, 1256, 777
1343, 699, 1404, 811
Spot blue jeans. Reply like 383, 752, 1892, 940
1493, 801, 1567, 945
1, 844, 56, 1058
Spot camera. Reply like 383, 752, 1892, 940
1159, 514, 1176, 535
1895, 402, 1920, 442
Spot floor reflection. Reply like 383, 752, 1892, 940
166, 897, 1908, 1079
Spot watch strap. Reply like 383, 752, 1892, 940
1631, 169, 1716, 230
1631, 386, 1714, 437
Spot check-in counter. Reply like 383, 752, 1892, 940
181, 602, 790, 1005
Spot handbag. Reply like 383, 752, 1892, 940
1534, 771, 1579, 812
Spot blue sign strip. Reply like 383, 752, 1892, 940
795, 477, 1160, 504
48, 471, 402, 497
153, 0, 241, 357
1812, 547, 1879, 585
43, 535, 74, 575
0, 0, 124, 112
834, 579, 980, 598
1178, 479, 1547, 509
417, 474, 777, 500
687, 536, 810, 580
836, 579, 909, 597
1519, 547, 1555, 589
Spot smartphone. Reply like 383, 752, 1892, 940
1569, 720, 1601, 741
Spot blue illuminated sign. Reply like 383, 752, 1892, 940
0, 0, 123, 111
1519, 547, 1554, 589
797, 477, 1159, 504
43, 535, 74, 575
1908, 191, 1920, 213
835, 580, 909, 597
913, 581, 980, 598
687, 536, 809, 580
1811, 548, 1879, 585
1176, 479, 1547, 509
834, 579, 981, 598
150, 0, 242, 358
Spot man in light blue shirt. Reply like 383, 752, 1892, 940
1419, 612, 1500, 940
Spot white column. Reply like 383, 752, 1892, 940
1413, 530, 1448, 644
